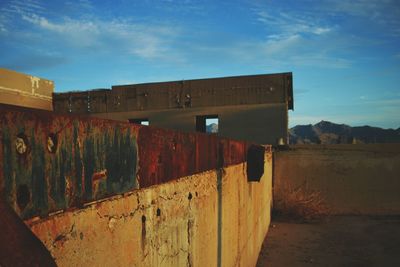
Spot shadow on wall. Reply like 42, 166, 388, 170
0, 195, 56, 266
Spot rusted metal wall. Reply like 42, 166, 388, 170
137, 126, 249, 187
0, 104, 255, 220
0, 104, 139, 219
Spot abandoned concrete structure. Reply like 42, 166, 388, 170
0, 68, 54, 111
1, 69, 400, 266
53, 73, 293, 145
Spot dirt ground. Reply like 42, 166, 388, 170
257, 216, 400, 267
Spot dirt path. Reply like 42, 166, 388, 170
257, 216, 400, 267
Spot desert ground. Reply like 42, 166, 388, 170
257, 215, 400, 267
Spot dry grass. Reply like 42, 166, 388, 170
273, 182, 330, 222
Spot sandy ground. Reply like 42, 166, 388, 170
257, 216, 400, 267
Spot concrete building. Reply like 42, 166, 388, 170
0, 68, 54, 111
53, 72, 293, 145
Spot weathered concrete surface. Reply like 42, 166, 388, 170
27, 154, 272, 267
94, 103, 288, 145
274, 144, 400, 215
53, 73, 293, 112
0, 68, 53, 110
53, 73, 293, 145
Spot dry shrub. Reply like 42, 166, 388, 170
274, 182, 330, 222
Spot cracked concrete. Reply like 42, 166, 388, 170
25, 155, 272, 267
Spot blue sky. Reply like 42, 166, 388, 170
1, 0, 399, 129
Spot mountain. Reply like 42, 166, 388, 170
289, 121, 400, 144
206, 123, 218, 133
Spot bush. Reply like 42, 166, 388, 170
273, 182, 330, 222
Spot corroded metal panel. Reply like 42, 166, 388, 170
136, 127, 249, 188
0, 104, 139, 219
0, 104, 261, 220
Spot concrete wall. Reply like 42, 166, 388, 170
53, 73, 293, 145
1, 103, 271, 266
26, 153, 272, 267
274, 144, 400, 215
53, 73, 293, 112
0, 68, 53, 110
93, 103, 288, 145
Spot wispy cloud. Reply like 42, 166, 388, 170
1, 0, 181, 61
230, 3, 355, 69
325, 0, 399, 18
256, 9, 333, 37
319, 0, 400, 37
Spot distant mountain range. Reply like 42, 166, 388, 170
206, 123, 218, 133
289, 121, 400, 144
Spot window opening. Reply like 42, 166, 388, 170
196, 115, 218, 133
129, 118, 149, 126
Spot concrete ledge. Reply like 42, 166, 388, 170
0, 68, 53, 110
27, 159, 272, 266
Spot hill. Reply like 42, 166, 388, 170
289, 121, 400, 144
206, 123, 218, 133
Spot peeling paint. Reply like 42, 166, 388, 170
30, 76, 40, 94
0, 103, 264, 224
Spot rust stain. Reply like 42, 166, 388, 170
137, 126, 254, 188
0, 103, 265, 221
92, 169, 107, 182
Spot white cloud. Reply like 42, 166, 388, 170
0, 22, 7, 33
17, 12, 180, 59
255, 9, 333, 37
326, 0, 395, 18
263, 34, 301, 55
1, 0, 181, 60
22, 14, 101, 47
242, 4, 352, 69
320, 0, 400, 37
289, 54, 352, 69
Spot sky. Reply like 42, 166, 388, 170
0, 0, 399, 129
